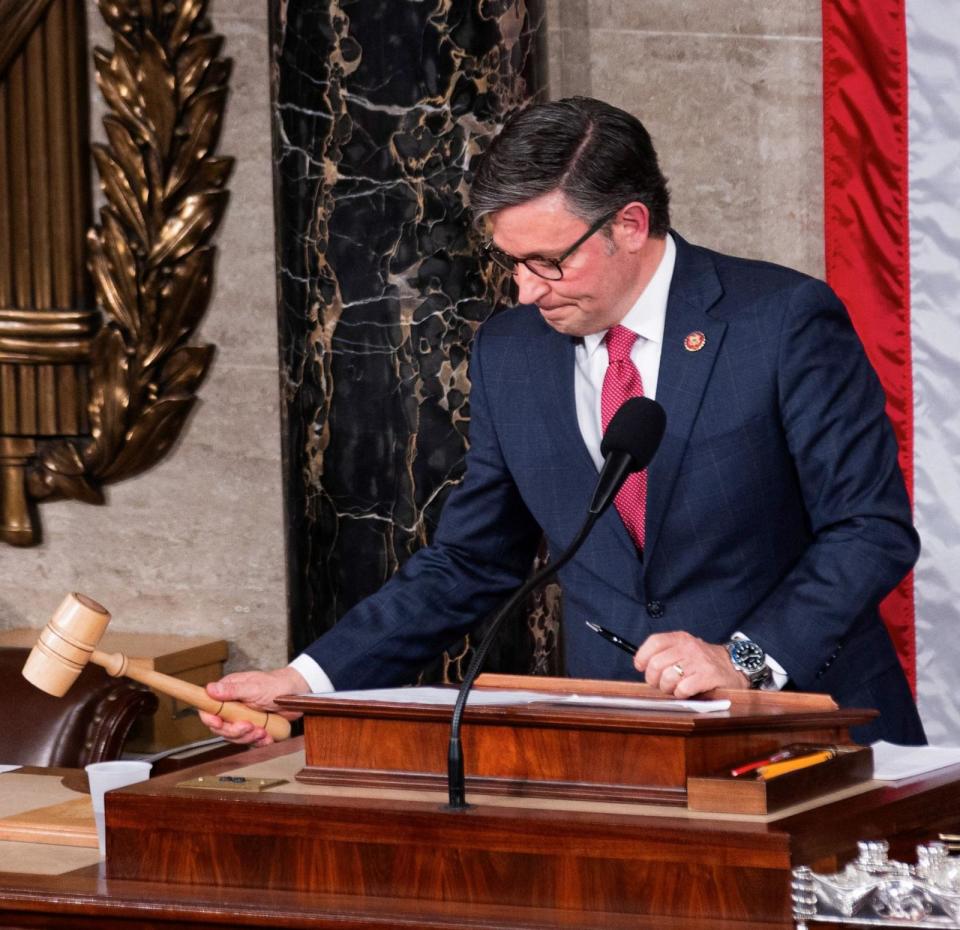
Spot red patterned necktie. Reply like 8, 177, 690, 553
601, 324, 646, 549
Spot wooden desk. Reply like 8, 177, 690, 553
0, 745, 955, 928
0, 866, 791, 929
0, 759, 797, 929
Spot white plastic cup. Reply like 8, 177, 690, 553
84, 760, 152, 856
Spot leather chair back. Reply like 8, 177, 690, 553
0, 647, 158, 767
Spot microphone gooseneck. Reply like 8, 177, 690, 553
446, 396, 666, 809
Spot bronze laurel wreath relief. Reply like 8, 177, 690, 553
25, 1, 231, 529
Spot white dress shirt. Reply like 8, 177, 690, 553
290, 650, 335, 694
290, 234, 785, 693
574, 235, 674, 469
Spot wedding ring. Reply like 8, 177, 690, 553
672, 663, 685, 678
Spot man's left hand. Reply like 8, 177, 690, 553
634, 631, 748, 697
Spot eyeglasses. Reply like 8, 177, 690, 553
484, 209, 619, 281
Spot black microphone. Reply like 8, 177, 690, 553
590, 396, 667, 516
446, 396, 667, 809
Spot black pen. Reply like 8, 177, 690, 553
585, 621, 639, 656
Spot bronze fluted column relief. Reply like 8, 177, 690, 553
0, 0, 231, 545
272, 0, 554, 680
0, 0, 94, 544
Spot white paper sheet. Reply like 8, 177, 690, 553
319, 687, 551, 706
561, 694, 731, 713
317, 686, 730, 714
871, 740, 960, 781
0, 765, 21, 774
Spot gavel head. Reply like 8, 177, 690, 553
22, 593, 111, 697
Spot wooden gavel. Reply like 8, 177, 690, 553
22, 593, 291, 742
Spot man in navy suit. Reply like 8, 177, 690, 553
203, 97, 924, 746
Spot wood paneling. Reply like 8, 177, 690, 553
96, 732, 960, 927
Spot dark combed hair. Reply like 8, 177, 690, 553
470, 97, 671, 237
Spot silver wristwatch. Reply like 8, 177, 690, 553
725, 638, 772, 689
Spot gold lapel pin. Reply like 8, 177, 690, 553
684, 331, 706, 352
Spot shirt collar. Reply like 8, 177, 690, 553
583, 232, 677, 357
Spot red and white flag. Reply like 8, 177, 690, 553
823, 0, 960, 743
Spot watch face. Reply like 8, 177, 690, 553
730, 640, 765, 672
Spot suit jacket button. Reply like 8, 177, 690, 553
646, 600, 664, 619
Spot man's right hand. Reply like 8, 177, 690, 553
200, 667, 308, 747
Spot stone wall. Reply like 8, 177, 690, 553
547, 0, 824, 277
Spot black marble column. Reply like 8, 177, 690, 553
270, 1, 550, 681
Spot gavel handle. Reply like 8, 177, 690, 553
90, 649, 292, 742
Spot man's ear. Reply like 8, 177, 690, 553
614, 201, 651, 252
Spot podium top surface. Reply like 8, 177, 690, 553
276, 674, 874, 735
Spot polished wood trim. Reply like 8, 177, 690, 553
477, 673, 840, 711
95, 738, 960, 926
293, 765, 690, 805
0, 867, 789, 929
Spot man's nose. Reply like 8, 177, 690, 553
514, 264, 551, 305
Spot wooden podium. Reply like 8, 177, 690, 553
86, 677, 960, 928
287, 674, 871, 806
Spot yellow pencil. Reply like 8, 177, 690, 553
757, 749, 836, 780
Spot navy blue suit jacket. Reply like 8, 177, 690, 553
307, 234, 925, 744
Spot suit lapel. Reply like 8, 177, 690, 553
643, 236, 727, 564
532, 322, 642, 587
540, 329, 596, 475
